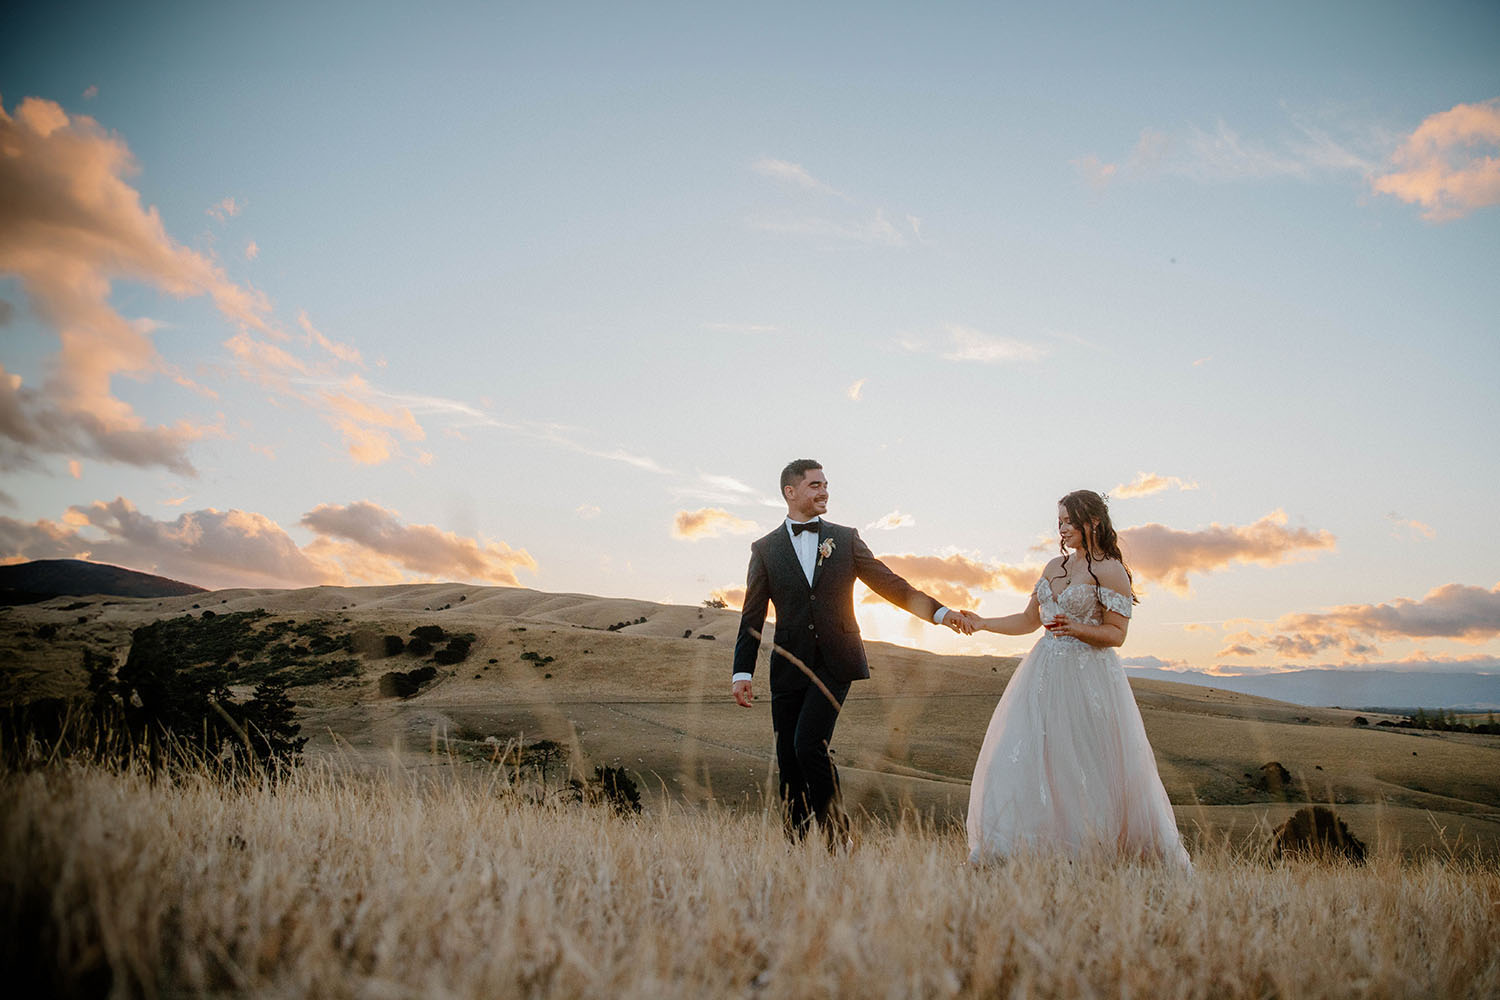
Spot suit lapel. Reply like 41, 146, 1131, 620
810, 522, 831, 590
771, 525, 812, 591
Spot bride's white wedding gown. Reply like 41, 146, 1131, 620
967, 577, 1190, 867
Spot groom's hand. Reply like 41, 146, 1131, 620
732, 679, 754, 707
944, 610, 976, 635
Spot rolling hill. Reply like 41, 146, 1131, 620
3, 580, 1497, 857
0, 559, 206, 604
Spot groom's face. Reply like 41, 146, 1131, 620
784, 468, 829, 520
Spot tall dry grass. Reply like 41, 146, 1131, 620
3, 759, 1497, 999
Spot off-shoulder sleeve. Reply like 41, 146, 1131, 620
1098, 587, 1133, 618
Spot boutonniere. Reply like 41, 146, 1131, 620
818, 538, 835, 563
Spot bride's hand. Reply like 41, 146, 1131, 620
959, 609, 984, 633
944, 610, 975, 635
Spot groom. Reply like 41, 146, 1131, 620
731, 459, 971, 843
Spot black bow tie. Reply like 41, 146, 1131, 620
791, 520, 821, 535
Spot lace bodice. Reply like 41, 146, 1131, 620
1035, 577, 1132, 625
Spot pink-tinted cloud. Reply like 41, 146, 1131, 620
1372, 98, 1500, 221
865, 553, 1041, 610
297, 310, 362, 365
1277, 583, 1500, 642
316, 376, 426, 465
0, 497, 328, 588
673, 507, 757, 540
1110, 471, 1199, 499
0, 96, 271, 474
1119, 510, 1335, 594
300, 501, 536, 585
2, 497, 539, 590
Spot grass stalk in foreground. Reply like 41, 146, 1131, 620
2, 761, 1497, 999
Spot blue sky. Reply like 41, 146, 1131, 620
2, 1, 1497, 676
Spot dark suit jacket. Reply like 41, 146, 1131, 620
732, 520, 943, 689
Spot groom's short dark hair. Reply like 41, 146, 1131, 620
780, 459, 822, 493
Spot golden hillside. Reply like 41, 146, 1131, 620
4, 582, 1497, 857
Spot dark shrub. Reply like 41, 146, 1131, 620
1271, 806, 1366, 864
433, 636, 473, 665
593, 765, 643, 814
1351, 716, 1369, 727
1248, 761, 1293, 796
697, 634, 716, 640
410, 625, 446, 644
378, 665, 438, 698
384, 635, 405, 656
407, 636, 434, 656
34, 623, 58, 640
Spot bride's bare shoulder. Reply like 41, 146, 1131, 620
1092, 558, 1132, 594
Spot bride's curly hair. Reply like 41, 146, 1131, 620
1055, 489, 1137, 604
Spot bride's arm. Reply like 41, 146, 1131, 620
970, 594, 1042, 636
1047, 609, 1128, 647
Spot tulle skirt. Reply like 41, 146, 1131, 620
967, 633, 1190, 867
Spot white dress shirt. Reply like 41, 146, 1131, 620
731, 518, 950, 684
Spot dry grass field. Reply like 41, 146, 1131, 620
3, 761, 1497, 998
3, 582, 1499, 858
4, 583, 1500, 996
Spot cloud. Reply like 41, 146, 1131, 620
846, 378, 866, 401
207, 196, 241, 222
245, 240, 259, 261
748, 210, 905, 246
872, 324, 1044, 366
0, 96, 271, 474
82, 86, 98, 100
0, 497, 327, 588
1387, 513, 1435, 540
1372, 98, 1500, 221
866, 510, 915, 532
938, 324, 1045, 364
1073, 154, 1118, 190
315, 376, 426, 465
1, 496, 540, 590
575, 504, 601, 520
1079, 113, 1385, 191
673, 507, 757, 540
1110, 472, 1199, 499
1121, 655, 1192, 671
297, 310, 361, 365
709, 585, 746, 610
1117, 510, 1335, 595
751, 158, 847, 199
864, 553, 1040, 610
1276, 583, 1500, 642
300, 501, 536, 585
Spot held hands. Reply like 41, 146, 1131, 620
944, 609, 983, 635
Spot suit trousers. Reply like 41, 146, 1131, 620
770, 653, 851, 840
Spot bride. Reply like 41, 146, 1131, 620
961, 490, 1190, 867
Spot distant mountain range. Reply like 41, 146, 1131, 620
1125, 666, 1500, 713
0, 559, 206, 604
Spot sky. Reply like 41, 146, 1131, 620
2, 1, 1498, 680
